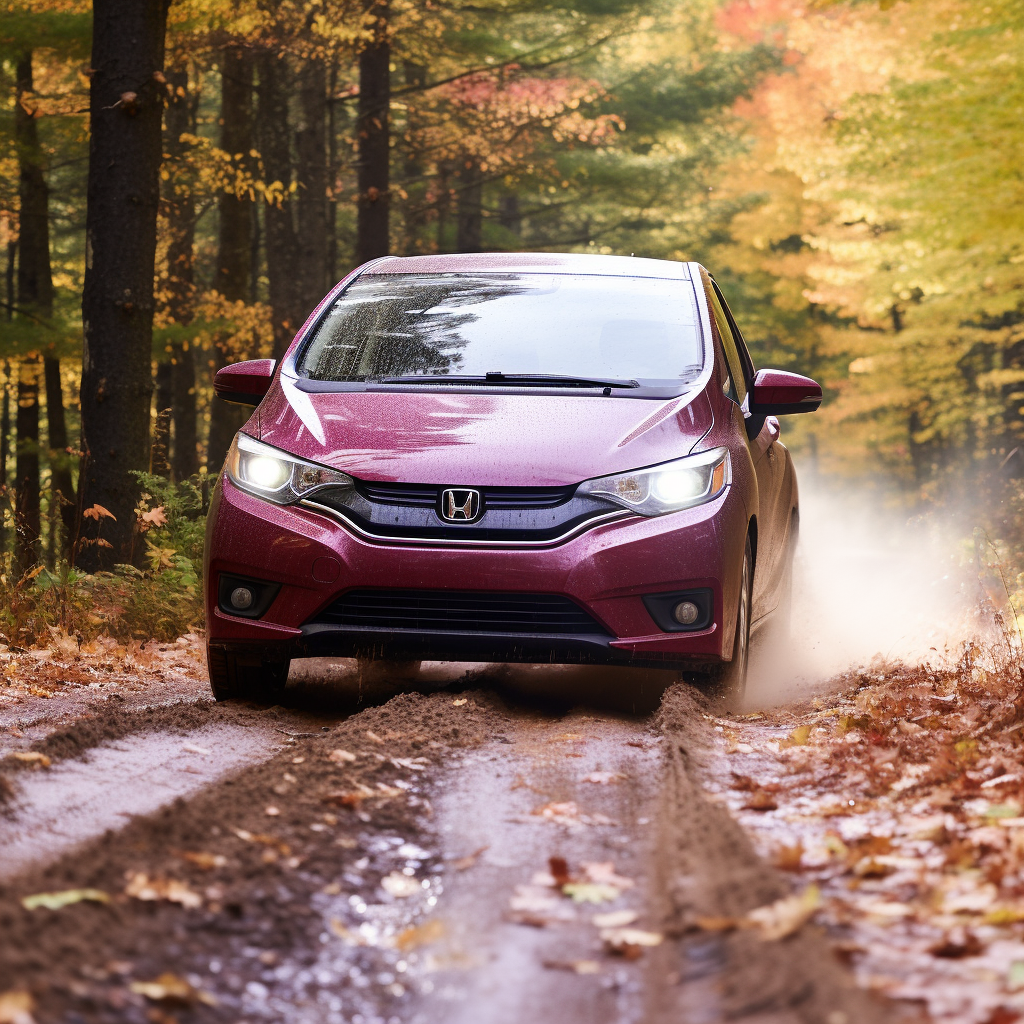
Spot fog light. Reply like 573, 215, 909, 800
230, 586, 254, 611
673, 600, 699, 626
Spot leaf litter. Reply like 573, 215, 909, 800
708, 640, 1024, 1022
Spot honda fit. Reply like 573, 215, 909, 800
204, 253, 821, 701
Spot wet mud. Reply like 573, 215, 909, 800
0, 657, 900, 1023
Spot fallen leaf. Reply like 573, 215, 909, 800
775, 842, 804, 871
328, 748, 357, 763
593, 909, 638, 928
694, 915, 739, 932
21, 888, 109, 911
453, 845, 489, 871
83, 504, 116, 521
543, 959, 601, 974
562, 882, 621, 904
781, 724, 813, 747
549, 856, 572, 886
746, 885, 821, 940
581, 771, 624, 784
601, 927, 663, 957
0, 990, 35, 1024
744, 790, 778, 812
395, 918, 445, 951
179, 851, 227, 871
534, 800, 579, 822
140, 506, 168, 528
264, 805, 280, 816
366, 730, 385, 744
130, 973, 216, 1006
230, 828, 290, 855
381, 871, 422, 898
11, 752, 50, 768
124, 873, 202, 909
452, 698, 467, 706
930, 928, 984, 958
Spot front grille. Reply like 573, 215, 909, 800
311, 589, 607, 635
357, 481, 576, 510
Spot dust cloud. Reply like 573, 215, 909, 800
746, 472, 983, 707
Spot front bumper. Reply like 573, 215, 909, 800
204, 476, 747, 670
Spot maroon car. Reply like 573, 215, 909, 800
204, 253, 820, 702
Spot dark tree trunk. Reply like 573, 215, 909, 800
296, 57, 328, 312
208, 45, 255, 474
162, 64, 199, 481
498, 194, 521, 236
0, 363, 9, 555
43, 355, 76, 555
355, 1, 390, 264
152, 359, 172, 476
258, 50, 303, 359
455, 157, 483, 252
327, 60, 339, 282
401, 60, 428, 254
4, 242, 13, 321
435, 161, 451, 253
79, 0, 170, 569
14, 51, 52, 572
14, 356, 41, 573
215, 47, 253, 303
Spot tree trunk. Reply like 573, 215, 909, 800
208, 45, 254, 474
258, 50, 303, 359
14, 50, 52, 572
355, 0, 390, 264
0, 363, 9, 555
296, 57, 328, 313
152, 359, 172, 476
215, 46, 253, 303
79, 0, 170, 569
14, 355, 41, 574
455, 156, 483, 252
43, 355, 76, 555
401, 60, 428, 254
162, 64, 199, 481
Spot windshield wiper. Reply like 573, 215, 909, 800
376, 372, 640, 389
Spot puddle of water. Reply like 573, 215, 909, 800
0, 723, 282, 878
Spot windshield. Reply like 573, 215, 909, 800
297, 273, 704, 387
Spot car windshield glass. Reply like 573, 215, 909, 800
297, 273, 704, 387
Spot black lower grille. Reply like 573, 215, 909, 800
311, 589, 607, 635
357, 481, 576, 510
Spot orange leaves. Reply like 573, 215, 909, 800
82, 504, 116, 522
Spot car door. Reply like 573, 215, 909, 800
707, 280, 784, 616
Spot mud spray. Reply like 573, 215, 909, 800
747, 472, 983, 707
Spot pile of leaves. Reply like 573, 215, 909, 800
708, 640, 1024, 1023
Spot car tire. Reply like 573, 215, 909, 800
704, 534, 752, 706
207, 644, 290, 703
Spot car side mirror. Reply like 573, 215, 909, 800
214, 359, 277, 406
749, 368, 821, 415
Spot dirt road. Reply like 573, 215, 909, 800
0, 647, 900, 1024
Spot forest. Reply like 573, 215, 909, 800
0, 0, 1021, 641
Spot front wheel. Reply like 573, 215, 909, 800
207, 644, 290, 703
703, 535, 752, 706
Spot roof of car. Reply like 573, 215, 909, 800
362, 252, 691, 279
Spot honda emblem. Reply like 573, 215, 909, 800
440, 488, 482, 522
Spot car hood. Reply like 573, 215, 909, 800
255, 382, 714, 487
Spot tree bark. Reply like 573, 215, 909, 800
43, 355, 76, 556
401, 60, 428, 254
14, 50, 52, 572
455, 156, 483, 252
215, 46, 253, 303
14, 356, 41, 574
296, 57, 328, 313
208, 45, 254, 474
152, 359, 172, 476
79, 0, 170, 569
355, 1, 390, 264
0, 363, 9, 555
162, 64, 199, 481
257, 50, 303, 359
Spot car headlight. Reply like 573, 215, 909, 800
225, 433, 354, 504
578, 447, 731, 516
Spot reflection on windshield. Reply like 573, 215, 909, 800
299, 273, 704, 386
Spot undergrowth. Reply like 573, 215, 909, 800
0, 473, 205, 647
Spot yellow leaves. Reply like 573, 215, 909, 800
21, 888, 109, 910
124, 872, 202, 909
130, 974, 216, 1006
11, 752, 50, 767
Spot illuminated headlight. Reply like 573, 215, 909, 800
579, 448, 731, 517
225, 433, 354, 504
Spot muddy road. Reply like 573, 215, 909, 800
0, 645, 907, 1024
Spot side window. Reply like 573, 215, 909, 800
708, 284, 747, 406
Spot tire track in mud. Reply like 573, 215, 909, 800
0, 669, 900, 1024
